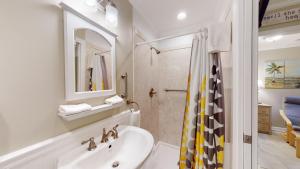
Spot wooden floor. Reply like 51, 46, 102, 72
258, 133, 300, 169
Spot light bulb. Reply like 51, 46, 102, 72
177, 12, 187, 20
85, 0, 98, 7
106, 2, 118, 27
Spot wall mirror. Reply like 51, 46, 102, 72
63, 6, 117, 101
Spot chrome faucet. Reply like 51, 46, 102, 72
81, 137, 97, 151
101, 124, 119, 143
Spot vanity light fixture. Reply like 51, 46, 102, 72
177, 12, 187, 20
85, 0, 118, 27
85, 0, 98, 7
105, 1, 118, 27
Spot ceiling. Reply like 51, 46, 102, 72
129, 0, 231, 37
259, 33, 300, 51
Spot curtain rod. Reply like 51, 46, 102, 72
135, 29, 206, 46
160, 46, 230, 54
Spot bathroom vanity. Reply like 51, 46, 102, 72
0, 110, 152, 169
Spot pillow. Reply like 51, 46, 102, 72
285, 96, 300, 105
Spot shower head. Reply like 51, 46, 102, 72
150, 47, 161, 54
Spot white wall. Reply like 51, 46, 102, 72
0, 0, 133, 155
132, 9, 157, 40
258, 46, 300, 127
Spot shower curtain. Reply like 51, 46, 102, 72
179, 30, 225, 169
88, 54, 109, 91
99, 55, 109, 90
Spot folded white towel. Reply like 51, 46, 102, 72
58, 103, 92, 115
105, 95, 124, 105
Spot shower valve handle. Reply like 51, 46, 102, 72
149, 88, 157, 98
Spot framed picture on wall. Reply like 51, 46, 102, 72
285, 60, 300, 88
265, 59, 300, 89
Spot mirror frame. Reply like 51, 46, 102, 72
62, 5, 117, 101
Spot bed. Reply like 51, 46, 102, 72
280, 96, 300, 158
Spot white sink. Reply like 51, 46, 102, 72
57, 126, 154, 169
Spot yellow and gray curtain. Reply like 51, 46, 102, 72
88, 54, 109, 91
180, 29, 225, 169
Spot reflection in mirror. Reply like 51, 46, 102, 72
74, 28, 112, 92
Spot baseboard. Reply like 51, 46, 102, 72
272, 126, 286, 133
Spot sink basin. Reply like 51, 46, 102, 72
57, 126, 154, 169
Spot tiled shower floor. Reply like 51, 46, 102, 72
142, 142, 231, 169
142, 142, 180, 169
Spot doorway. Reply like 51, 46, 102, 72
256, 0, 300, 169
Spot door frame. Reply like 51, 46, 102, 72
252, 1, 259, 169
231, 0, 258, 168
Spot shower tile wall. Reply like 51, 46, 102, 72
156, 50, 232, 145
134, 35, 232, 146
158, 48, 191, 146
134, 36, 159, 141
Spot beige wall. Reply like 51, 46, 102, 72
0, 0, 133, 155
157, 47, 190, 146
258, 47, 300, 128
134, 36, 160, 142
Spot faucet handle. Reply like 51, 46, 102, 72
113, 124, 119, 139
101, 128, 108, 143
81, 137, 97, 151
81, 137, 93, 145
113, 124, 119, 130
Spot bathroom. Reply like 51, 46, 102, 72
0, 0, 265, 169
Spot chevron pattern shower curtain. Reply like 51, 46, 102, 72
179, 30, 225, 169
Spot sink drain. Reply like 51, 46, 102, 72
112, 161, 120, 168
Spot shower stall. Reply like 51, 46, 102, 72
133, 28, 233, 168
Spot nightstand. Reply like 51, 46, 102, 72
258, 104, 272, 134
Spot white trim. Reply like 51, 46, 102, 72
58, 102, 124, 121
63, 10, 117, 101
243, 0, 254, 168
252, 1, 259, 169
272, 126, 287, 133
60, 2, 117, 38
232, 0, 246, 168
232, 0, 257, 168
75, 37, 86, 92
